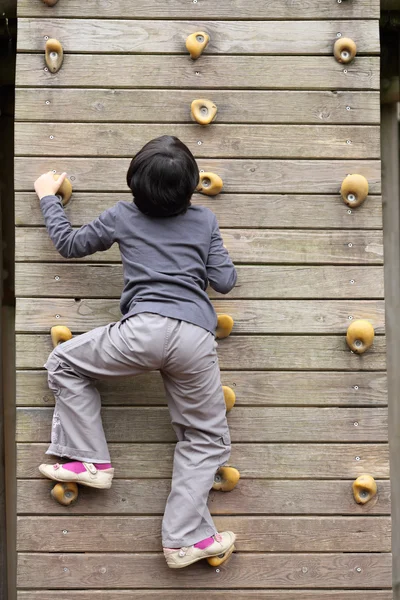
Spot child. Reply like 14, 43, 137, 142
34, 135, 237, 569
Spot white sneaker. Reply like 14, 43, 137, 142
38, 462, 114, 489
163, 531, 236, 569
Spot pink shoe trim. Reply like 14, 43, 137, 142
194, 536, 214, 549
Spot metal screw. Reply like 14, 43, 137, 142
63, 568, 69, 572
354, 421, 359, 427
44, 35, 49, 40
215, 568, 220, 573
62, 529, 68, 534
195, 71, 200, 76
50, 135, 54, 139
55, 314, 61, 319
354, 385, 359, 390
348, 209, 352, 214
355, 456, 361, 461
302, 567, 308, 573
200, 169, 205, 173
44, 67, 49, 72
348, 315, 353, 320
337, 32, 342, 38
356, 567, 362, 573
350, 279, 355, 284
193, 0, 198, 3
197, 141, 202, 145
343, 69, 348, 74
54, 275, 60, 281
346, 106, 351, 111
346, 139, 352, 144
348, 242, 353, 248
337, 0, 342, 3
45, 100, 50, 105
70, 176, 75, 181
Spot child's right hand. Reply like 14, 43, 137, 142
34, 171, 67, 200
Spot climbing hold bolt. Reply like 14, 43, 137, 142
333, 37, 357, 64
352, 474, 377, 504
53, 173, 73, 206
45, 38, 64, 73
340, 174, 369, 208
216, 314, 234, 339
51, 482, 79, 506
213, 466, 240, 492
346, 320, 374, 354
186, 32, 210, 60
223, 386, 236, 412
191, 99, 218, 126
51, 325, 73, 348
196, 172, 224, 196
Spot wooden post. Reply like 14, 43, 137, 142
382, 102, 400, 599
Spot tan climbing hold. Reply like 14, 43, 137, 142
42, 0, 59, 5
333, 37, 357, 64
207, 543, 236, 567
186, 31, 210, 60
51, 482, 79, 506
353, 474, 377, 504
191, 99, 218, 126
340, 174, 369, 208
53, 173, 73, 206
223, 386, 236, 412
45, 38, 64, 73
346, 320, 374, 354
51, 325, 73, 348
196, 172, 224, 196
213, 466, 240, 492
216, 314, 234, 339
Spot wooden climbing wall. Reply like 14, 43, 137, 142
14, 0, 391, 597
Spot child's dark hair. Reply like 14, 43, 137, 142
126, 135, 199, 218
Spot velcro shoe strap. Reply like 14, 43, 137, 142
83, 462, 97, 475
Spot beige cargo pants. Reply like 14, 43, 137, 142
45, 312, 231, 547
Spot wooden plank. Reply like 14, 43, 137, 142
16, 478, 391, 515
14, 265, 386, 299
16, 592, 395, 600
15, 299, 386, 335
15, 55, 380, 90
14, 158, 382, 193
16, 552, 392, 588
16, 0, 381, 19
16, 515, 391, 552
14, 90, 381, 124
14, 123, 381, 159
16, 442, 391, 479
16, 370, 388, 407
17, 20, 380, 54
16, 334, 387, 370
15, 193, 384, 229
15, 407, 388, 443
14, 229, 384, 265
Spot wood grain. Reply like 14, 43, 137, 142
15, 229, 384, 264
16, 55, 380, 90
16, 552, 392, 588
14, 123, 381, 159
16, 406, 388, 443
16, 478, 391, 514
14, 158, 382, 193
15, 299, 386, 334
17, 0, 380, 19
16, 515, 391, 552
16, 592, 395, 600
14, 264, 385, 299
16, 442, 390, 479
15, 193, 384, 229
16, 334, 387, 370
15, 90, 381, 124
16, 370, 388, 407
17, 20, 380, 54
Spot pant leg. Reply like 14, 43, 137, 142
45, 314, 167, 462
160, 320, 231, 548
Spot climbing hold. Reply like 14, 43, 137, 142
341, 174, 369, 208
213, 466, 240, 492
346, 320, 374, 354
207, 543, 236, 567
45, 38, 64, 73
223, 386, 236, 412
196, 172, 224, 196
51, 325, 73, 348
186, 32, 210, 60
191, 99, 218, 126
353, 474, 377, 504
51, 482, 79, 506
53, 173, 73, 206
216, 314, 234, 339
42, 0, 59, 5
333, 37, 357, 64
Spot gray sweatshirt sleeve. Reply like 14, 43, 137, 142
40, 195, 117, 259
206, 214, 237, 294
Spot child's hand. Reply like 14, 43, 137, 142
34, 171, 67, 200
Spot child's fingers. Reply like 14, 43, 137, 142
53, 171, 67, 190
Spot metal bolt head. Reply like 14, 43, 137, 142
44, 35, 49, 40
55, 314, 61, 319
337, 0, 342, 3
353, 385, 359, 390
348, 315, 353, 320
355, 456, 361, 461
45, 100, 50, 105
195, 71, 200, 76
343, 69, 348, 74
70, 176, 75, 181
346, 106, 351, 111
200, 169, 205, 173
197, 141, 202, 145
348, 242, 353, 248
54, 275, 60, 281
62, 529, 68, 534
215, 568, 220, 573
346, 139, 352, 144
63, 567, 69, 572
354, 421, 359, 427
302, 567, 308, 573
356, 567, 362, 573
50, 135, 54, 139
350, 279, 355, 284
193, 0, 198, 3
44, 67, 49, 72
347, 209, 352, 214
337, 32, 342, 38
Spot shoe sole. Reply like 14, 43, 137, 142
38, 466, 113, 489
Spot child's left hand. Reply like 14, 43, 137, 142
34, 171, 67, 200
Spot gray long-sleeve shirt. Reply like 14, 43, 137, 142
40, 196, 237, 333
